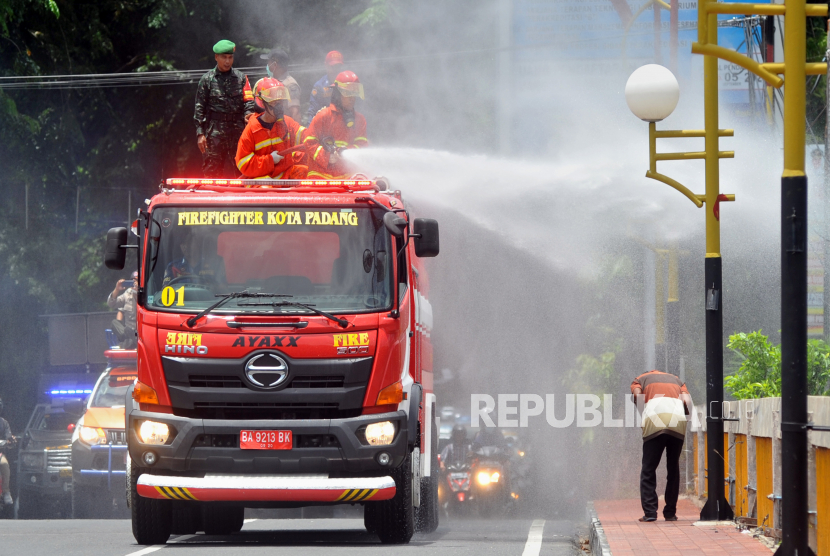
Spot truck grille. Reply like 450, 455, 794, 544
107, 430, 127, 445
187, 402, 359, 421
46, 448, 71, 468
189, 375, 243, 388
188, 375, 345, 389
164, 354, 373, 420
290, 375, 345, 388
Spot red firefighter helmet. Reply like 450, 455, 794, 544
253, 77, 290, 110
334, 71, 364, 99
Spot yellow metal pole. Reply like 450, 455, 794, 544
649, 122, 657, 173
783, 3, 806, 176
779, 0, 809, 553
668, 248, 679, 302
704, 12, 720, 256
699, 3, 733, 521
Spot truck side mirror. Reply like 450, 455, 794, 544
105, 227, 128, 270
413, 218, 439, 257
383, 212, 407, 237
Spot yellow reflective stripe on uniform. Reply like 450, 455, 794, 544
334, 140, 348, 147
303, 135, 317, 144
273, 171, 284, 179
254, 137, 284, 151
237, 152, 254, 170
295, 126, 306, 145
354, 137, 368, 143
313, 145, 324, 161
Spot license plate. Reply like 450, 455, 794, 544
240, 430, 292, 450
59, 469, 72, 478
451, 473, 469, 480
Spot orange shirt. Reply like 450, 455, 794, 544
303, 105, 368, 179
631, 370, 689, 403
235, 115, 306, 179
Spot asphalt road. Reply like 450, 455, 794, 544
0, 515, 580, 556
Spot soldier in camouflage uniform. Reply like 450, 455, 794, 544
194, 40, 256, 178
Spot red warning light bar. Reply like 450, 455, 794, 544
165, 178, 374, 189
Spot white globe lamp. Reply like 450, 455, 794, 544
625, 64, 680, 122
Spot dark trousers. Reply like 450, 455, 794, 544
111, 319, 137, 349
640, 434, 685, 518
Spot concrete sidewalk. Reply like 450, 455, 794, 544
591, 499, 773, 555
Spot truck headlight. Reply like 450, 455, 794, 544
21, 452, 44, 469
364, 421, 395, 446
79, 426, 107, 446
138, 421, 170, 445
476, 471, 492, 486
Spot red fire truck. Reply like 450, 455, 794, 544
104, 177, 440, 545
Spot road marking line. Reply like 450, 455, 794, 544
244, 518, 258, 523
521, 519, 546, 556
124, 534, 196, 556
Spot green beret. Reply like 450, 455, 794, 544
213, 40, 236, 54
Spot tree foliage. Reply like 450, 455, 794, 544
725, 330, 830, 399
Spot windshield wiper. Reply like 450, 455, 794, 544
238, 299, 349, 328
185, 292, 290, 328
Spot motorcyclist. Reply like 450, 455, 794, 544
471, 427, 507, 454
0, 397, 17, 505
440, 424, 470, 469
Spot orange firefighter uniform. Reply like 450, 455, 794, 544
303, 105, 368, 179
235, 114, 308, 179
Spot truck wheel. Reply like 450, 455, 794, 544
171, 501, 203, 534
203, 504, 244, 535
416, 418, 440, 534
375, 450, 415, 544
363, 502, 379, 534
130, 459, 172, 545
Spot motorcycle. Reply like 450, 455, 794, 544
442, 460, 472, 516
0, 437, 19, 519
470, 444, 509, 517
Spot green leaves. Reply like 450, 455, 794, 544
725, 331, 830, 399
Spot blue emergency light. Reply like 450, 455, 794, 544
47, 389, 93, 396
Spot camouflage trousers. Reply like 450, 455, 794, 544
203, 120, 245, 178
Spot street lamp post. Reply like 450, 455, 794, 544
629, 0, 830, 548
625, 63, 734, 521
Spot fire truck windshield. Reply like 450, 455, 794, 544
144, 206, 393, 315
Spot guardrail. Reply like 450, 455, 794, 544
687, 397, 830, 553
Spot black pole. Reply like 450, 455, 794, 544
700, 255, 734, 521
774, 175, 810, 556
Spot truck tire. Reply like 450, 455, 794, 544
130, 459, 172, 545
416, 417, 440, 534
171, 501, 202, 535
363, 502, 379, 534
202, 504, 244, 535
375, 450, 415, 544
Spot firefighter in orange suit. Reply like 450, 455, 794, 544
304, 71, 368, 179
235, 77, 308, 180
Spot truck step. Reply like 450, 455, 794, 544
136, 473, 396, 503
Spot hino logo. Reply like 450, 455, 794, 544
244, 353, 289, 389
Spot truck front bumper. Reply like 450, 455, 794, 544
127, 408, 410, 476
137, 473, 395, 502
